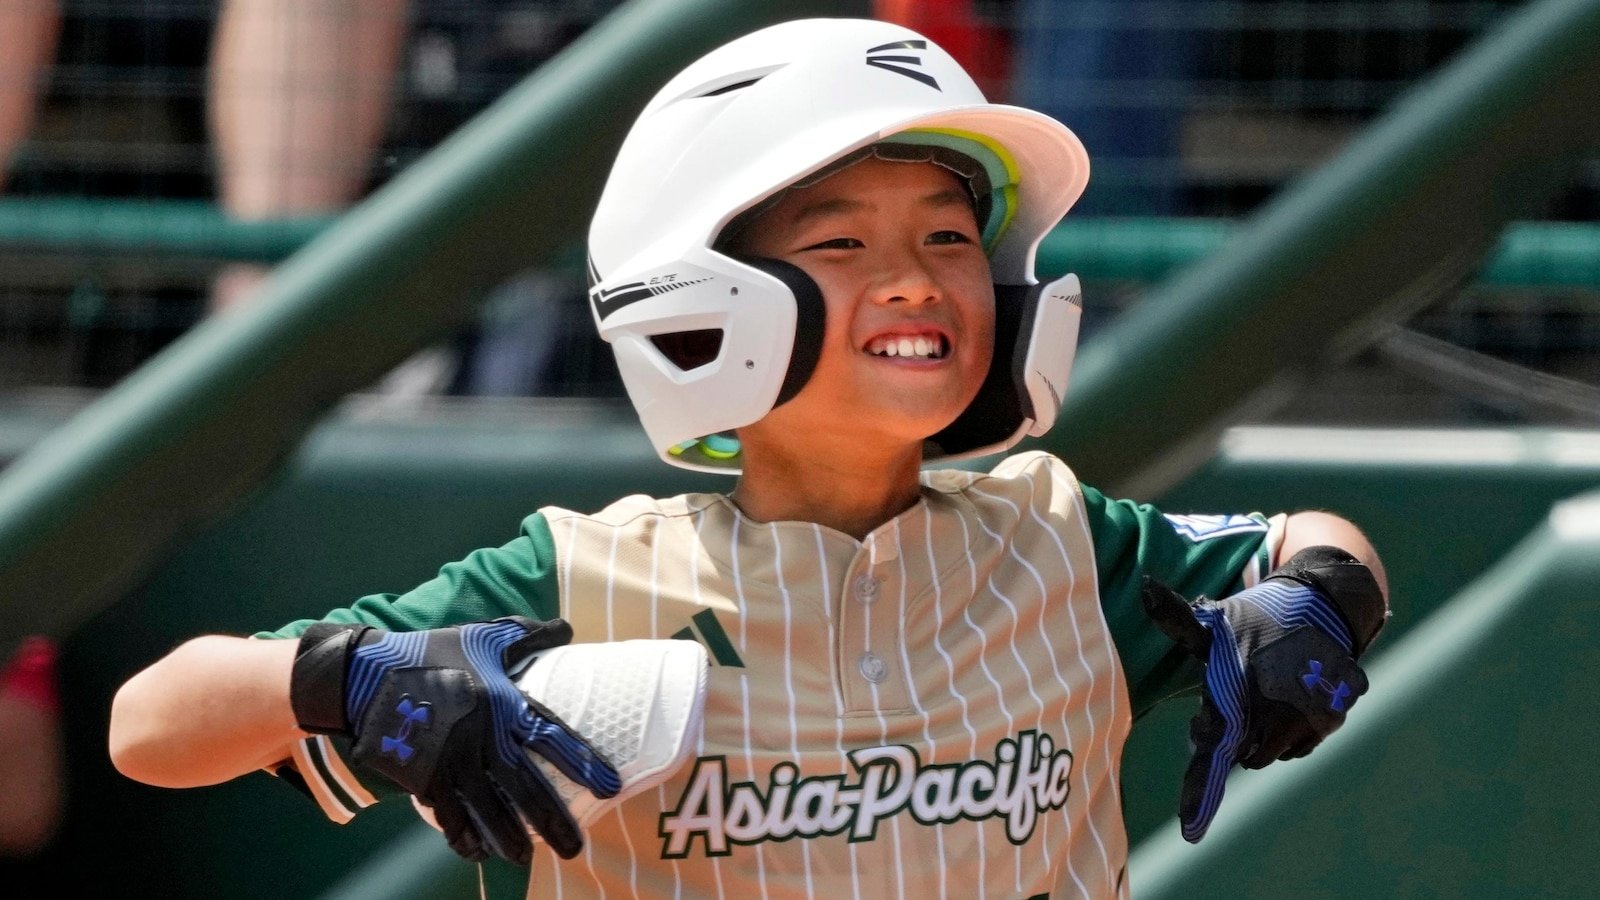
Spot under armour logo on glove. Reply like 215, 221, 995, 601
381, 696, 432, 763
1301, 660, 1353, 712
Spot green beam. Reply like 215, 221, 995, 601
1037, 218, 1234, 285
1128, 490, 1600, 898
1477, 220, 1600, 287
0, 0, 866, 653
5, 196, 1599, 290
0, 199, 332, 263
1032, 0, 1600, 497
1037, 219, 1600, 289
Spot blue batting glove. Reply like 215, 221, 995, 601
1141, 546, 1386, 842
290, 616, 622, 865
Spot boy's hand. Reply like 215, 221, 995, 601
1140, 546, 1386, 843
288, 616, 621, 864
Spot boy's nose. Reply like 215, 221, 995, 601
870, 257, 941, 306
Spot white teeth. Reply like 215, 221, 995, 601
868, 335, 945, 359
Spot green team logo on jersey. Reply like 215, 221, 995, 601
672, 608, 745, 668
658, 730, 1073, 857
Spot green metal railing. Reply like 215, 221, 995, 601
4, 199, 1599, 290
1119, 424, 1600, 848
1038, 218, 1600, 289
0, 200, 334, 264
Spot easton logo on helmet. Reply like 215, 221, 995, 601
865, 40, 940, 91
591, 275, 713, 321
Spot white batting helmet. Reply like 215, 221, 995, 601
587, 17, 1089, 472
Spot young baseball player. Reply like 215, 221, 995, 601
110, 17, 1390, 898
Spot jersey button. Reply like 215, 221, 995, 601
858, 652, 888, 684
852, 575, 879, 604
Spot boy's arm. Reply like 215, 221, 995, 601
1279, 509, 1389, 602
109, 635, 301, 788
111, 617, 620, 866
1078, 478, 1388, 842
109, 513, 618, 866
1085, 493, 1388, 712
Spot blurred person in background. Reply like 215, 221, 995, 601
0, 0, 408, 313
0, 0, 61, 195
0, 637, 66, 858
209, 0, 627, 391
0, 6, 124, 856
208, 0, 411, 312
874, 0, 1013, 98
2, 0, 617, 395
371, 0, 627, 401
1011, 0, 1201, 215
875, 0, 1198, 216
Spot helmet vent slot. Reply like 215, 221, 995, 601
697, 76, 766, 97
651, 329, 725, 371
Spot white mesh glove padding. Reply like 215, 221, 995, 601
513, 639, 709, 831
410, 638, 709, 840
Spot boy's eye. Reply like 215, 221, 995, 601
926, 230, 974, 245
802, 237, 864, 251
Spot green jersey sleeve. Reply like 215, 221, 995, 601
255, 511, 562, 641
1081, 483, 1283, 718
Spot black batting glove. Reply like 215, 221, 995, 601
289, 616, 621, 864
1141, 546, 1387, 843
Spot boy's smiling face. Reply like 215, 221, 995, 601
732, 156, 997, 458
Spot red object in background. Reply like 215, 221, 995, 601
875, 0, 1013, 98
0, 636, 60, 714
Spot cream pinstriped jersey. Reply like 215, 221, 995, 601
267, 450, 1281, 899
540, 450, 1129, 898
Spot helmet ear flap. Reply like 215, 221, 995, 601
930, 274, 1080, 460
734, 257, 827, 409
929, 283, 1031, 457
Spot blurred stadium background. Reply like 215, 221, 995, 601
0, 0, 1595, 897
3, 0, 1596, 413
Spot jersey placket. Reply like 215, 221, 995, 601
836, 529, 912, 716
